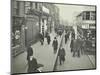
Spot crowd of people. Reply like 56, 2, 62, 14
58, 31, 70, 65
26, 31, 63, 73
58, 28, 86, 65
70, 30, 86, 57
27, 44, 44, 73
26, 28, 89, 72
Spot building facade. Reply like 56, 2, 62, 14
11, 0, 60, 56
11, 0, 26, 57
42, 3, 60, 33
76, 6, 96, 40
75, 6, 96, 51
11, 0, 42, 56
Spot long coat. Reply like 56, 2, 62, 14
72, 39, 84, 52
70, 39, 74, 52
47, 35, 51, 44
65, 33, 69, 43
52, 40, 58, 50
58, 48, 66, 61
40, 33, 44, 41
28, 57, 38, 73
27, 47, 33, 61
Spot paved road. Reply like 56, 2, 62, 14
55, 33, 96, 71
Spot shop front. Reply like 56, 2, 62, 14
11, 16, 26, 57
25, 15, 40, 46
40, 6, 51, 37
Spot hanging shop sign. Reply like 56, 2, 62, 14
42, 6, 49, 14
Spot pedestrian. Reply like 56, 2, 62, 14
27, 45, 33, 62
81, 38, 85, 55
26, 44, 44, 73
65, 32, 68, 44
59, 31, 62, 37
27, 55, 38, 73
45, 32, 48, 38
77, 37, 85, 56
40, 33, 44, 45
72, 38, 81, 57
58, 47, 66, 65
70, 38, 74, 52
27, 45, 42, 73
71, 30, 75, 40
67, 31, 70, 39
52, 37, 58, 54
72, 39, 78, 57
46, 34, 51, 45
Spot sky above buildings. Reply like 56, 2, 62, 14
55, 4, 95, 25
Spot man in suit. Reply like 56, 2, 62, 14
52, 37, 58, 54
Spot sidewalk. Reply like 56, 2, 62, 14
27, 32, 62, 72
12, 32, 63, 74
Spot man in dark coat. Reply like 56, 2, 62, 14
27, 56, 38, 73
27, 45, 38, 72
27, 46, 33, 62
52, 37, 58, 54
27, 50, 44, 73
72, 39, 78, 57
71, 31, 75, 40
59, 30, 62, 37
72, 38, 83, 57
58, 47, 66, 65
39, 33, 44, 45
70, 38, 74, 52
65, 32, 69, 44
47, 34, 51, 45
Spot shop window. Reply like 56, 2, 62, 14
35, 3, 38, 9
25, 2, 31, 14
39, 3, 42, 11
12, 28, 21, 47
82, 12, 86, 20
11, 17, 24, 47
90, 11, 96, 20
25, 2, 30, 7
32, 2, 35, 9
13, 1, 19, 15
86, 11, 90, 20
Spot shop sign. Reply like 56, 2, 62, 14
42, 6, 49, 14
82, 24, 89, 29
89, 26, 95, 29
89, 24, 95, 29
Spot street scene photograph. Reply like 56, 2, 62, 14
11, 0, 96, 74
